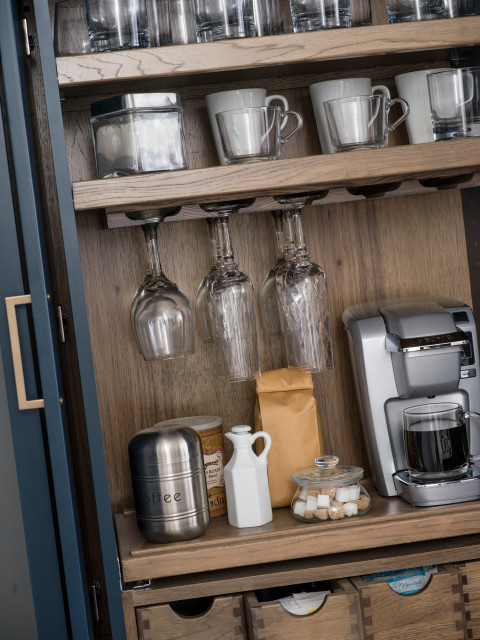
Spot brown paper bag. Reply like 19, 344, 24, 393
254, 368, 325, 508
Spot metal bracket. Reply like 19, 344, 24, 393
56, 305, 69, 343
117, 555, 151, 593
91, 580, 102, 623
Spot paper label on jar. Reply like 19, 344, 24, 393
203, 448, 225, 489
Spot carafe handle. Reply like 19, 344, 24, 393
465, 410, 480, 464
251, 431, 272, 463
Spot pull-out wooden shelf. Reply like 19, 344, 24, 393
73, 139, 480, 216
57, 17, 480, 96
115, 484, 480, 585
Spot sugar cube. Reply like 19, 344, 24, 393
306, 495, 318, 511
293, 500, 306, 517
343, 502, 358, 517
317, 494, 330, 508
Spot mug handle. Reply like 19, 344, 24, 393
372, 84, 391, 100
386, 97, 410, 133
279, 110, 303, 144
266, 94, 289, 129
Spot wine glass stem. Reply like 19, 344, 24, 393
216, 213, 235, 265
142, 222, 165, 277
272, 211, 285, 261
282, 209, 297, 262
292, 209, 311, 265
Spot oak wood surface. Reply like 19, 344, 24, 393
351, 565, 468, 640
135, 594, 247, 640
56, 17, 480, 93
71, 140, 480, 213
128, 536, 480, 605
457, 560, 480, 640
244, 578, 363, 640
114, 485, 480, 583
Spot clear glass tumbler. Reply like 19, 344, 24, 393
289, 0, 352, 32
84, 0, 150, 52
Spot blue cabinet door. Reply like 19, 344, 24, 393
0, 1, 127, 638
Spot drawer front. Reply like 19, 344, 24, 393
244, 578, 364, 640
457, 559, 480, 640
351, 565, 468, 640
136, 594, 247, 640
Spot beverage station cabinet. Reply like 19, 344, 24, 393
7, 0, 480, 637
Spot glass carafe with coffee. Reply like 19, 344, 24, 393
404, 402, 480, 481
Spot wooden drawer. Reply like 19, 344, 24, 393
457, 559, 480, 639
244, 578, 364, 640
135, 593, 247, 640
350, 564, 468, 640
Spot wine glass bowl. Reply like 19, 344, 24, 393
128, 207, 196, 361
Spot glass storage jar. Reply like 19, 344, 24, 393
291, 455, 371, 522
90, 92, 188, 178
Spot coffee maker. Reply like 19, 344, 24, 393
342, 296, 480, 506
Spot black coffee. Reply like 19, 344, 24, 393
406, 419, 469, 477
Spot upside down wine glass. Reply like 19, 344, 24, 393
271, 192, 334, 373
196, 199, 260, 381
129, 207, 196, 360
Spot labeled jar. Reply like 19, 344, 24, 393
90, 92, 188, 178
128, 423, 209, 543
156, 416, 227, 517
291, 455, 371, 522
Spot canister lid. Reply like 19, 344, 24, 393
293, 456, 364, 487
128, 423, 203, 468
90, 92, 182, 117
156, 416, 222, 431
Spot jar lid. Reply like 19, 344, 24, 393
292, 456, 364, 486
90, 92, 182, 117
155, 416, 222, 431
128, 424, 203, 468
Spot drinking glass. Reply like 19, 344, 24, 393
147, 0, 174, 46
216, 106, 303, 163
84, 0, 150, 52
192, 0, 249, 41
128, 208, 195, 361
289, 0, 352, 32
197, 199, 260, 382
427, 67, 480, 141
273, 193, 334, 373
54, 0, 91, 56
324, 94, 409, 152
385, 0, 447, 22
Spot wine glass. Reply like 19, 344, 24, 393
128, 207, 196, 361
197, 199, 259, 382
195, 218, 220, 343
272, 192, 334, 373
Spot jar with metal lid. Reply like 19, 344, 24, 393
128, 423, 209, 543
291, 455, 371, 522
90, 92, 188, 178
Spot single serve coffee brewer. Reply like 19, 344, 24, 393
342, 297, 480, 506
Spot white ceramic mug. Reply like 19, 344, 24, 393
395, 68, 449, 144
309, 77, 390, 153
206, 88, 289, 164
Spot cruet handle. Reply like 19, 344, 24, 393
251, 431, 272, 463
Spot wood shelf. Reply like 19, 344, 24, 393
73, 140, 480, 216
56, 17, 480, 97
115, 483, 480, 584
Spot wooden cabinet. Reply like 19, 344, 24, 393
22, 1, 480, 637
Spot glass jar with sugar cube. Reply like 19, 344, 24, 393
291, 455, 371, 522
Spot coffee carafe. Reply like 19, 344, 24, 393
342, 297, 480, 506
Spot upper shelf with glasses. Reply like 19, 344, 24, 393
56, 17, 480, 98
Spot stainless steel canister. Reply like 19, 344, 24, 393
128, 424, 210, 543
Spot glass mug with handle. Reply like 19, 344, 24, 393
404, 402, 480, 481
206, 88, 290, 165
309, 78, 391, 154
216, 105, 303, 163
324, 93, 409, 152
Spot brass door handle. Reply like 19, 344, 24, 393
5, 294, 44, 410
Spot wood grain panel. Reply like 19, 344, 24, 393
135, 594, 247, 640
56, 17, 480, 92
457, 560, 480, 640
244, 579, 363, 640
72, 139, 480, 213
76, 188, 472, 514
351, 565, 468, 640
114, 490, 480, 582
